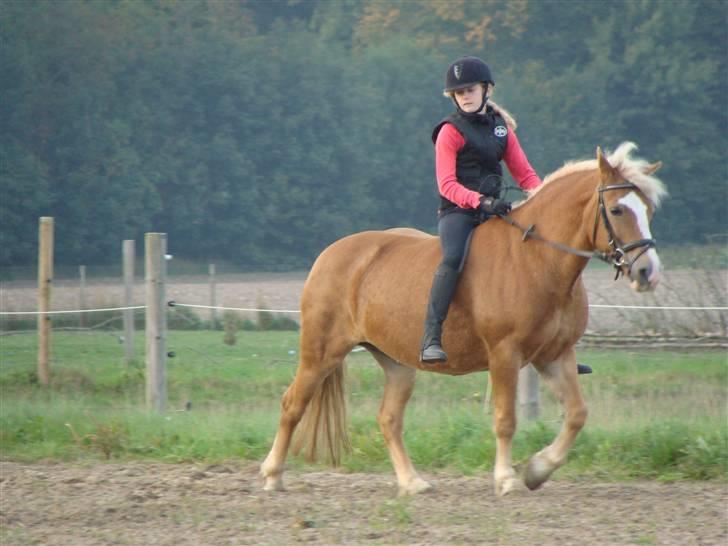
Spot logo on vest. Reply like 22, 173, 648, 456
454, 64, 462, 79
494, 125, 508, 137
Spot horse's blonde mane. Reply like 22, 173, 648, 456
532, 142, 668, 207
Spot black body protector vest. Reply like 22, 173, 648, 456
432, 107, 509, 212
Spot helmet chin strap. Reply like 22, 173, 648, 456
452, 89, 489, 117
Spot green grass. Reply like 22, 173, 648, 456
1, 330, 726, 481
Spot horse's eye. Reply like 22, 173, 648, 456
609, 207, 623, 216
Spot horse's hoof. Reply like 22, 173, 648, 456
398, 477, 433, 496
495, 476, 517, 497
523, 455, 552, 491
260, 463, 285, 491
262, 476, 285, 491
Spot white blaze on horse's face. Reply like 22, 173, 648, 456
618, 191, 662, 291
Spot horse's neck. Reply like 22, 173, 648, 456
510, 172, 599, 290
518, 171, 597, 237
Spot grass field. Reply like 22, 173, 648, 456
0, 330, 726, 482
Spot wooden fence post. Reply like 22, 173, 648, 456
209, 263, 217, 329
518, 364, 540, 421
145, 233, 167, 412
37, 217, 53, 387
123, 240, 135, 365
78, 265, 86, 328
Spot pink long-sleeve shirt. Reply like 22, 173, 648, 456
435, 122, 542, 209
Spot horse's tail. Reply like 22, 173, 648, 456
292, 364, 350, 466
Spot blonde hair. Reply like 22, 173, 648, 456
444, 83, 518, 130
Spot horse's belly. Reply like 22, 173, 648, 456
528, 309, 587, 364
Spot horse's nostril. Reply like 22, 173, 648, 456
638, 267, 649, 283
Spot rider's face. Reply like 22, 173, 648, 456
453, 84, 486, 113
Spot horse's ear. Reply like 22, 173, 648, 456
596, 146, 617, 183
643, 161, 662, 176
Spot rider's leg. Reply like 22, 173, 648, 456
420, 262, 460, 362
420, 211, 478, 363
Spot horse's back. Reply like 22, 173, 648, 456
310, 229, 436, 270
384, 227, 434, 239
301, 229, 439, 313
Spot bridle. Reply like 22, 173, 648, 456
593, 182, 656, 278
499, 182, 656, 279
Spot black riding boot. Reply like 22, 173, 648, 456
420, 264, 460, 363
577, 363, 593, 374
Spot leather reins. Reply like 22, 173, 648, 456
499, 182, 656, 279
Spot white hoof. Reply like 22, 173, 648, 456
398, 477, 433, 496
262, 474, 285, 491
260, 461, 285, 492
495, 475, 517, 497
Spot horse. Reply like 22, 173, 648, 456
260, 142, 667, 496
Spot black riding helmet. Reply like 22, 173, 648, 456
444, 56, 494, 116
444, 56, 494, 92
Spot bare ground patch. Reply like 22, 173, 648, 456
1, 461, 726, 545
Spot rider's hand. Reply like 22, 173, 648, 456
479, 196, 512, 216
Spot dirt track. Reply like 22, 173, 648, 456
1, 460, 726, 546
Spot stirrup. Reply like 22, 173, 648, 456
420, 344, 447, 363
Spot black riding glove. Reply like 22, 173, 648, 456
479, 196, 512, 216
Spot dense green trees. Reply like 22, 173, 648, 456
1, 0, 725, 268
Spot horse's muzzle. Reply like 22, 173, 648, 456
628, 250, 661, 292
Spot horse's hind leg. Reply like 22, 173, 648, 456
525, 348, 588, 490
370, 350, 432, 496
260, 367, 323, 490
260, 336, 352, 491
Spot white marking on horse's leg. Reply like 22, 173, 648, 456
260, 366, 324, 492
494, 437, 517, 496
525, 352, 588, 490
373, 353, 432, 496
618, 192, 662, 286
260, 433, 286, 491
490, 360, 520, 496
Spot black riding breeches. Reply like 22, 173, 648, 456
437, 210, 487, 272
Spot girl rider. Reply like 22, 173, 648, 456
420, 56, 541, 363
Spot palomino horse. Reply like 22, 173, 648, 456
261, 142, 667, 496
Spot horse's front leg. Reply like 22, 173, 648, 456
526, 348, 588, 490
489, 353, 521, 496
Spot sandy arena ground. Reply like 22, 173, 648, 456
1, 460, 726, 546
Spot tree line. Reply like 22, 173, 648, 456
1, 0, 725, 269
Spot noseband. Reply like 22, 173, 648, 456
501, 182, 656, 279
